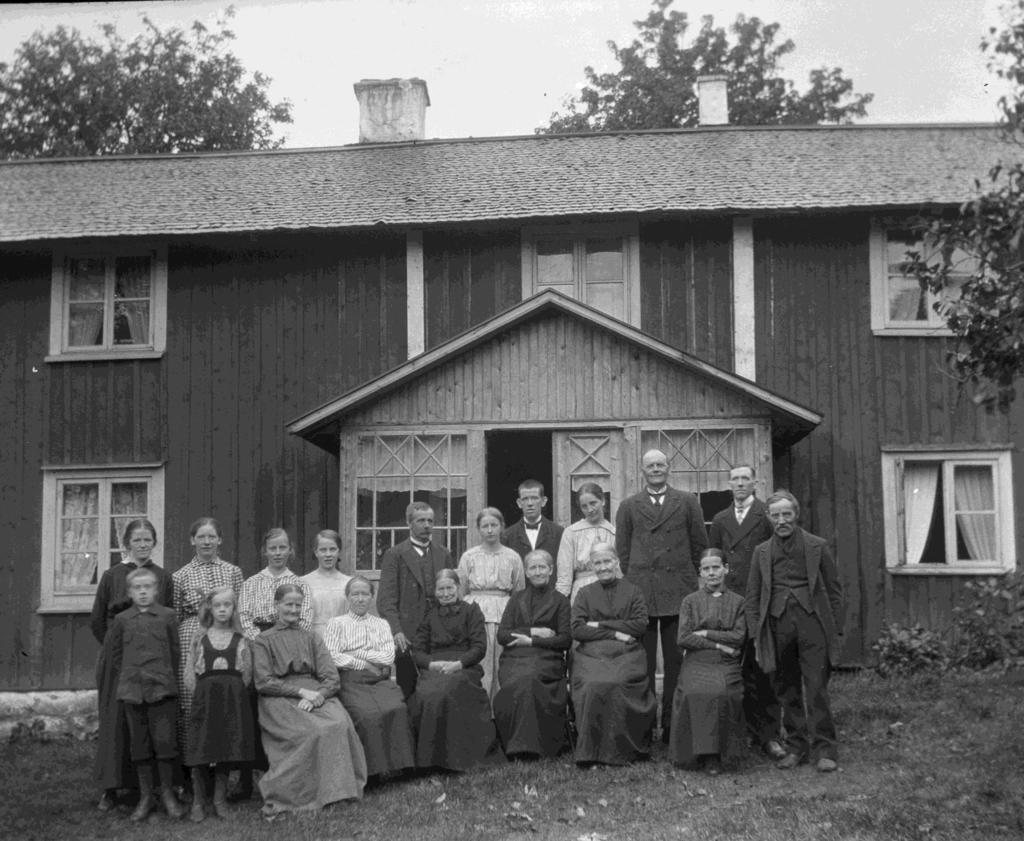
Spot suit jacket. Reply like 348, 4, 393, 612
615, 486, 709, 616
745, 528, 844, 673
501, 517, 564, 573
377, 539, 453, 639
708, 498, 773, 595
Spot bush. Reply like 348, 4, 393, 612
873, 623, 950, 677
951, 571, 1024, 671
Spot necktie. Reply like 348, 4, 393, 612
524, 522, 540, 531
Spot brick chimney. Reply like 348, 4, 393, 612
353, 78, 430, 143
696, 74, 729, 126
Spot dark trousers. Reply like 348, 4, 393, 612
124, 698, 178, 762
641, 614, 680, 731
741, 638, 782, 747
395, 650, 419, 700
772, 606, 837, 761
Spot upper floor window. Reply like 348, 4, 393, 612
881, 448, 1015, 575
48, 245, 167, 361
522, 223, 640, 326
39, 464, 165, 612
870, 222, 976, 336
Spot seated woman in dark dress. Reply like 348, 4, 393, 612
323, 575, 415, 780
669, 549, 747, 773
493, 549, 572, 758
570, 542, 656, 767
408, 569, 505, 772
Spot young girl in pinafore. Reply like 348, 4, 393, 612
183, 587, 257, 822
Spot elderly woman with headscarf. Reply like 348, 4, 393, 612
408, 568, 505, 772
493, 549, 571, 758
570, 542, 656, 766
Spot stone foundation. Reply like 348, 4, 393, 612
0, 690, 98, 742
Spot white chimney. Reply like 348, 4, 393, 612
696, 74, 729, 126
353, 78, 430, 143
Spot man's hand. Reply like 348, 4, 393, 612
394, 631, 410, 653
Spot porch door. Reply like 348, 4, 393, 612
552, 429, 627, 525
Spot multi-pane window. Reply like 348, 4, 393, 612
355, 433, 468, 572
882, 450, 1015, 573
48, 246, 167, 359
870, 224, 976, 334
39, 466, 165, 612
640, 426, 760, 527
524, 224, 639, 325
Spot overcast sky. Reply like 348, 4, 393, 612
0, 0, 1009, 148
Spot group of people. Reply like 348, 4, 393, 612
89, 448, 845, 822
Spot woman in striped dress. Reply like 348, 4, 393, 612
172, 517, 243, 752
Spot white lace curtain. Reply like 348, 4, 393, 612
60, 484, 99, 587
903, 462, 939, 565
954, 465, 996, 562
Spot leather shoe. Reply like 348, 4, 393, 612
97, 792, 116, 812
764, 740, 787, 760
776, 752, 801, 770
816, 757, 838, 773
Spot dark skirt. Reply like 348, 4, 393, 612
669, 648, 745, 767
338, 669, 415, 778
408, 652, 505, 772
493, 647, 568, 757
94, 646, 135, 790
185, 672, 257, 767
571, 639, 656, 765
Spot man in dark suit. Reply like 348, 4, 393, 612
746, 490, 844, 773
616, 448, 708, 744
501, 479, 564, 575
377, 501, 453, 698
708, 465, 784, 759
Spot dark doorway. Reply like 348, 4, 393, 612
486, 430, 553, 528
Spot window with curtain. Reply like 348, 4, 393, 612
355, 433, 469, 572
49, 247, 168, 359
40, 465, 165, 612
882, 450, 1014, 573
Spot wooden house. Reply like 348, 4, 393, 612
0, 77, 1019, 691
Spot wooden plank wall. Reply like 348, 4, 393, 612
639, 219, 733, 369
0, 231, 407, 689
753, 215, 1023, 662
423, 229, 521, 349
347, 311, 770, 427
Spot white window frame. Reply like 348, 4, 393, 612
39, 463, 166, 613
869, 220, 974, 337
881, 448, 1015, 576
47, 244, 168, 361
521, 221, 641, 327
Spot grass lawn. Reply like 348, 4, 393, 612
2, 669, 1022, 841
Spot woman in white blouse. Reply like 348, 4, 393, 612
322, 576, 415, 779
556, 483, 617, 604
301, 530, 352, 639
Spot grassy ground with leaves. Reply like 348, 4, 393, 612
2, 669, 1022, 841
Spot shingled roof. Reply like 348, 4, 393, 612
0, 123, 1007, 243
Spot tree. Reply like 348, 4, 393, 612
904, 2, 1024, 412
0, 7, 292, 158
540, 0, 872, 133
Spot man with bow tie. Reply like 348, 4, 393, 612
377, 501, 453, 698
501, 479, 564, 576
708, 465, 784, 760
616, 448, 708, 744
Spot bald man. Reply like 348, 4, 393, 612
616, 448, 708, 744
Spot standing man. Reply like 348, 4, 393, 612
746, 490, 844, 772
501, 479, 564, 575
377, 501, 452, 699
616, 448, 708, 744
708, 465, 785, 760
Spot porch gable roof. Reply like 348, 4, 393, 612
287, 290, 823, 451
